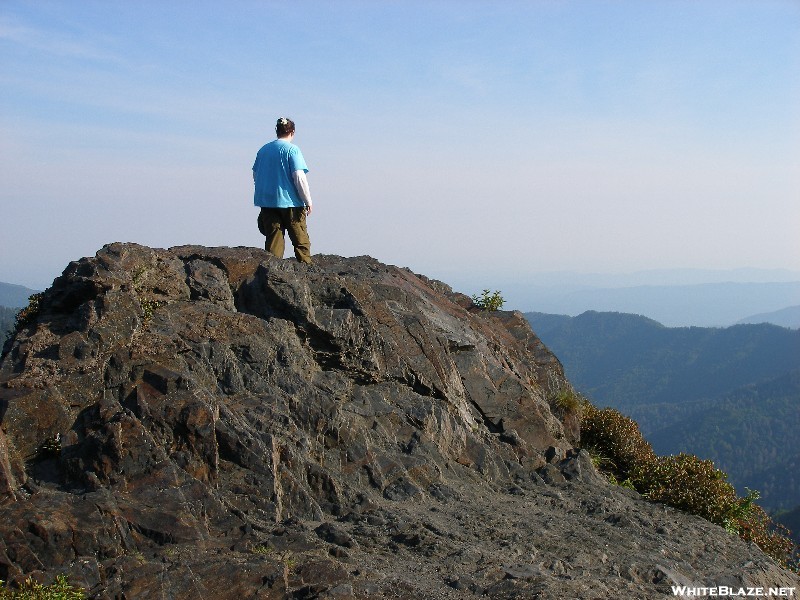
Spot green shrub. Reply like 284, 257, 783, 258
580, 404, 656, 483
580, 401, 798, 570
722, 487, 761, 534
737, 504, 797, 570
637, 453, 739, 527
14, 293, 45, 330
0, 574, 85, 599
471, 289, 504, 311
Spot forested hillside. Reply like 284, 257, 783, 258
776, 506, 800, 545
645, 371, 800, 511
0, 306, 18, 349
525, 311, 800, 511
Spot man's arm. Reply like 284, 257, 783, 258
292, 170, 313, 215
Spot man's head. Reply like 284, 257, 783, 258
276, 117, 296, 138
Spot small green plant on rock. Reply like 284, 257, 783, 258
553, 389, 583, 418
606, 474, 636, 490
585, 447, 615, 472
471, 289, 504, 311
0, 574, 86, 599
251, 544, 274, 556
273, 550, 298, 570
131, 265, 149, 287
140, 299, 165, 322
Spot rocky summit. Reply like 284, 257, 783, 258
1, 243, 797, 599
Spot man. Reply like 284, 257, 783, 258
252, 117, 313, 264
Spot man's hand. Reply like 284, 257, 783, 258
305, 205, 313, 216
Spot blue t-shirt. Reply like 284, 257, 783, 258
252, 140, 309, 208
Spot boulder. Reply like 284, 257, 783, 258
0, 243, 796, 598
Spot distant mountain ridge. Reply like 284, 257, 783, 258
525, 310, 798, 409
499, 280, 800, 327
737, 305, 800, 329
0, 280, 39, 308
525, 310, 800, 511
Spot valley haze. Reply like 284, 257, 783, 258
437, 268, 800, 328
3, 266, 800, 329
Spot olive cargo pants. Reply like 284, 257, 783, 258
257, 207, 312, 264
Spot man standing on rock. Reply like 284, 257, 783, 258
252, 117, 313, 264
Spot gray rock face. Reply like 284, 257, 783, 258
0, 243, 797, 598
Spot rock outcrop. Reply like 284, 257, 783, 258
0, 243, 797, 599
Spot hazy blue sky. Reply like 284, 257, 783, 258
2, 1, 799, 292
